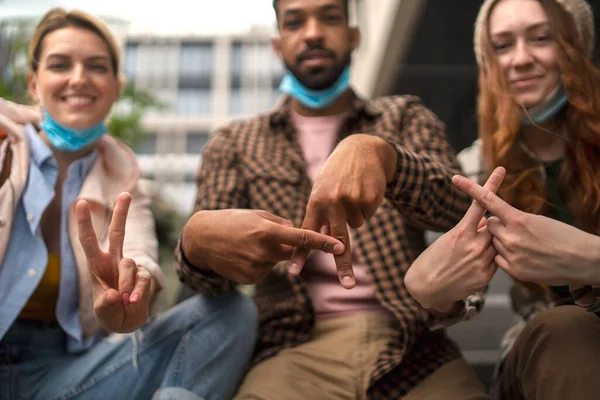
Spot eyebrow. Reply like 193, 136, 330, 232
490, 21, 551, 37
44, 53, 111, 63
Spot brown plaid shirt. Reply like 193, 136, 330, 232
175, 92, 475, 398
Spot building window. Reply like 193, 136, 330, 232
230, 41, 243, 79
186, 132, 210, 154
136, 133, 157, 154
124, 43, 138, 81
176, 89, 212, 116
179, 42, 214, 79
229, 88, 242, 115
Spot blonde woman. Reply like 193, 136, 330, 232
0, 8, 257, 400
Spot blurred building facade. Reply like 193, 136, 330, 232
124, 26, 283, 214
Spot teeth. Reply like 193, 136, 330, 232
65, 96, 93, 105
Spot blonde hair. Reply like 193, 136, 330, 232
28, 8, 121, 77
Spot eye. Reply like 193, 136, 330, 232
89, 64, 109, 72
533, 35, 550, 43
322, 13, 342, 24
48, 62, 68, 70
283, 18, 302, 29
492, 42, 511, 52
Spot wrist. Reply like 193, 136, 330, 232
181, 212, 212, 272
426, 300, 462, 316
373, 137, 398, 184
582, 234, 600, 286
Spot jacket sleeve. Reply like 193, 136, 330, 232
383, 96, 472, 232
174, 125, 247, 296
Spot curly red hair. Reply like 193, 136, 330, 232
478, 0, 600, 233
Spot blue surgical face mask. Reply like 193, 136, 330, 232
40, 108, 106, 152
520, 84, 568, 125
279, 65, 350, 109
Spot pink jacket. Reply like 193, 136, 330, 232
0, 99, 165, 339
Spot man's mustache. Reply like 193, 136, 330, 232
296, 47, 336, 65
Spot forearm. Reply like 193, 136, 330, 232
175, 212, 236, 296
181, 211, 212, 272
384, 141, 471, 231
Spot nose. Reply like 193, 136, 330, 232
304, 17, 325, 44
512, 40, 534, 68
69, 64, 89, 87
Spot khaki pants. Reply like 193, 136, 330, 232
235, 312, 489, 399
498, 305, 600, 400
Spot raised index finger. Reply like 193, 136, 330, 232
76, 199, 101, 259
108, 192, 132, 258
327, 206, 355, 289
277, 225, 345, 256
452, 167, 514, 222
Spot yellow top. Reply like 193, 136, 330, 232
19, 253, 60, 321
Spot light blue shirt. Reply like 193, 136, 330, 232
0, 124, 99, 352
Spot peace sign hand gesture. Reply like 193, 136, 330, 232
405, 167, 506, 313
452, 168, 600, 287
76, 192, 153, 334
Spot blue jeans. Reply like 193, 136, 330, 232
0, 291, 258, 400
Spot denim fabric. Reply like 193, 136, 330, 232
0, 292, 258, 400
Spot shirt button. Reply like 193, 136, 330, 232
28, 268, 37, 277
26, 214, 34, 222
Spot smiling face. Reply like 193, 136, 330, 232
272, 0, 359, 90
28, 26, 120, 130
488, 0, 561, 108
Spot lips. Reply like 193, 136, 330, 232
297, 48, 335, 65
511, 76, 542, 89
60, 95, 97, 107
301, 51, 332, 60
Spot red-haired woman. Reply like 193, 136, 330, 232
406, 1, 600, 399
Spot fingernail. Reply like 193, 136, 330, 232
121, 292, 130, 306
333, 243, 344, 254
130, 293, 140, 304
342, 276, 354, 288
289, 263, 300, 275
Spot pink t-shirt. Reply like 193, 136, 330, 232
292, 111, 387, 318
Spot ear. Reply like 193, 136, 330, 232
272, 35, 284, 61
27, 72, 39, 104
349, 26, 360, 52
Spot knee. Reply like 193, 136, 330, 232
218, 290, 259, 333
188, 290, 258, 346
520, 305, 598, 347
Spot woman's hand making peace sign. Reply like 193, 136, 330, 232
76, 192, 154, 333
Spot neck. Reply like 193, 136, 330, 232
40, 130, 96, 171
522, 118, 566, 162
291, 89, 353, 117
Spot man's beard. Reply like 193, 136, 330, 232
284, 49, 351, 91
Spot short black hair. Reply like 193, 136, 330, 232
272, 0, 349, 20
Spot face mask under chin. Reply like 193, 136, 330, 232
519, 84, 568, 126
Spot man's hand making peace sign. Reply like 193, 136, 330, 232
76, 192, 154, 334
